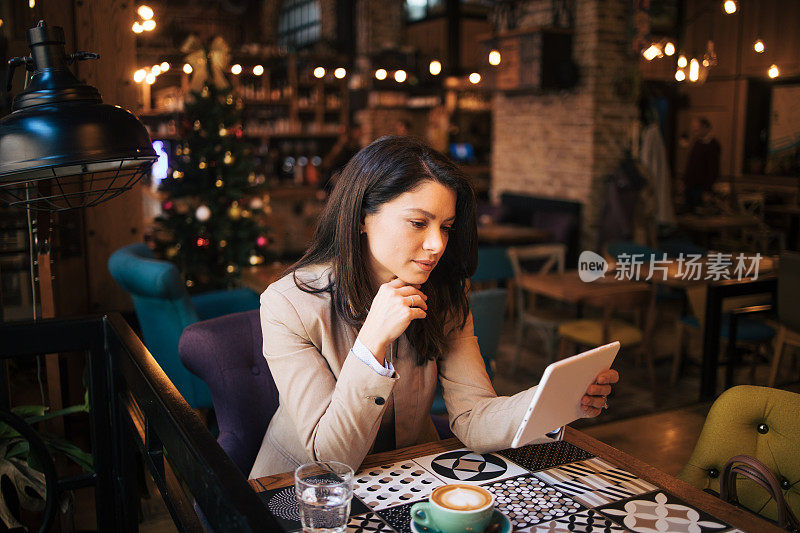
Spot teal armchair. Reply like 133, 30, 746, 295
108, 243, 259, 408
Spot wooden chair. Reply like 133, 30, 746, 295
770, 252, 800, 387
557, 286, 657, 392
507, 244, 569, 369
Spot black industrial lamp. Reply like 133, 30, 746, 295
0, 20, 157, 211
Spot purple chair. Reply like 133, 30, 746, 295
179, 309, 454, 474
179, 310, 278, 474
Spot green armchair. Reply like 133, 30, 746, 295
679, 385, 800, 523
108, 243, 259, 408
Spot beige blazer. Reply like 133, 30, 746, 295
248, 265, 537, 479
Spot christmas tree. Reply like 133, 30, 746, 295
153, 83, 270, 291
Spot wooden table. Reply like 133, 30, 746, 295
516, 271, 650, 308
477, 224, 549, 245
250, 427, 782, 532
676, 213, 761, 248
239, 262, 290, 293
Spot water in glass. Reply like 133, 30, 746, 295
298, 486, 351, 533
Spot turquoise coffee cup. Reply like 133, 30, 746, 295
411, 484, 494, 533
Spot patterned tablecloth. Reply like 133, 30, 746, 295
255, 440, 743, 533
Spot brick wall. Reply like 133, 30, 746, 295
491, 0, 637, 250
356, 0, 404, 57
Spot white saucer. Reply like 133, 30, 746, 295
409, 509, 512, 533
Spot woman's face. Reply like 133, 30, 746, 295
362, 180, 456, 287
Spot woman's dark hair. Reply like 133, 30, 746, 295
289, 135, 478, 365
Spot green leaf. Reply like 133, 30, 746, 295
11, 405, 46, 418
41, 436, 93, 472
0, 456, 46, 529
6, 440, 29, 460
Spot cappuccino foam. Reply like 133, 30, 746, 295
431, 484, 492, 511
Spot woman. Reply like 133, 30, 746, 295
249, 136, 618, 479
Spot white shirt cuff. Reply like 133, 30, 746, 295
351, 338, 395, 377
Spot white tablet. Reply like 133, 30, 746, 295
510, 341, 620, 448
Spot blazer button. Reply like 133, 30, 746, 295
374, 397, 385, 405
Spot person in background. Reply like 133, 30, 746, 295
682, 117, 721, 213
248, 136, 619, 478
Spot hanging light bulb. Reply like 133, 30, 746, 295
134, 69, 147, 83
160, 61, 170, 71
142, 19, 156, 31
231, 64, 242, 75
138, 5, 154, 20
253, 65, 264, 76
643, 44, 661, 61
723, 0, 737, 14
183, 63, 193, 74
334, 67, 346, 79
469, 72, 481, 84
145, 71, 156, 84
375, 68, 387, 80
677, 55, 688, 68
394, 70, 407, 83
768, 64, 780, 78
754, 39, 765, 53
702, 58, 710, 67
675, 69, 686, 82
313, 66, 326, 78
151, 64, 161, 76
664, 42, 675, 56
132, 22, 144, 33
689, 58, 700, 82
429, 60, 442, 76
488, 50, 501, 66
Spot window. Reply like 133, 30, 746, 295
404, 0, 444, 22
278, 0, 321, 49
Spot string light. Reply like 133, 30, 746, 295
702, 58, 710, 67
160, 62, 170, 71
768, 64, 780, 78
723, 0, 737, 14
138, 5, 154, 19
664, 42, 675, 56
375, 69, 387, 80
334, 67, 346, 79
132, 22, 143, 33
429, 60, 442, 76
151, 64, 161, 76
253, 65, 264, 76
231, 64, 242, 75
689, 58, 700, 82
643, 44, 661, 61
142, 19, 156, 31
394, 70, 407, 83
134, 69, 147, 83
145, 71, 156, 84
313, 67, 326, 78
675, 69, 686, 82
754, 39, 765, 53
183, 63, 193, 74
677, 55, 688, 68
488, 50, 501, 66
29, 0, 35, 7
469, 72, 481, 84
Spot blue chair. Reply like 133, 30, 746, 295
108, 243, 259, 408
471, 247, 514, 285
431, 288, 508, 415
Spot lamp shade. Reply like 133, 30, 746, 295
0, 21, 157, 211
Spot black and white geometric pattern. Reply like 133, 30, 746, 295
258, 485, 370, 533
412, 449, 527, 485
376, 502, 415, 533
482, 475, 583, 530
529, 509, 627, 532
497, 441, 595, 473
347, 512, 397, 532
534, 457, 658, 507
597, 491, 730, 533
354, 460, 443, 510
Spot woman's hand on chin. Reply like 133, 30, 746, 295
357, 278, 428, 361
580, 369, 619, 418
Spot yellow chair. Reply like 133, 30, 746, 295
680, 385, 800, 523
557, 286, 656, 391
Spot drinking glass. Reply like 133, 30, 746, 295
294, 460, 354, 533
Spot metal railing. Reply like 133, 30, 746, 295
0, 313, 283, 532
